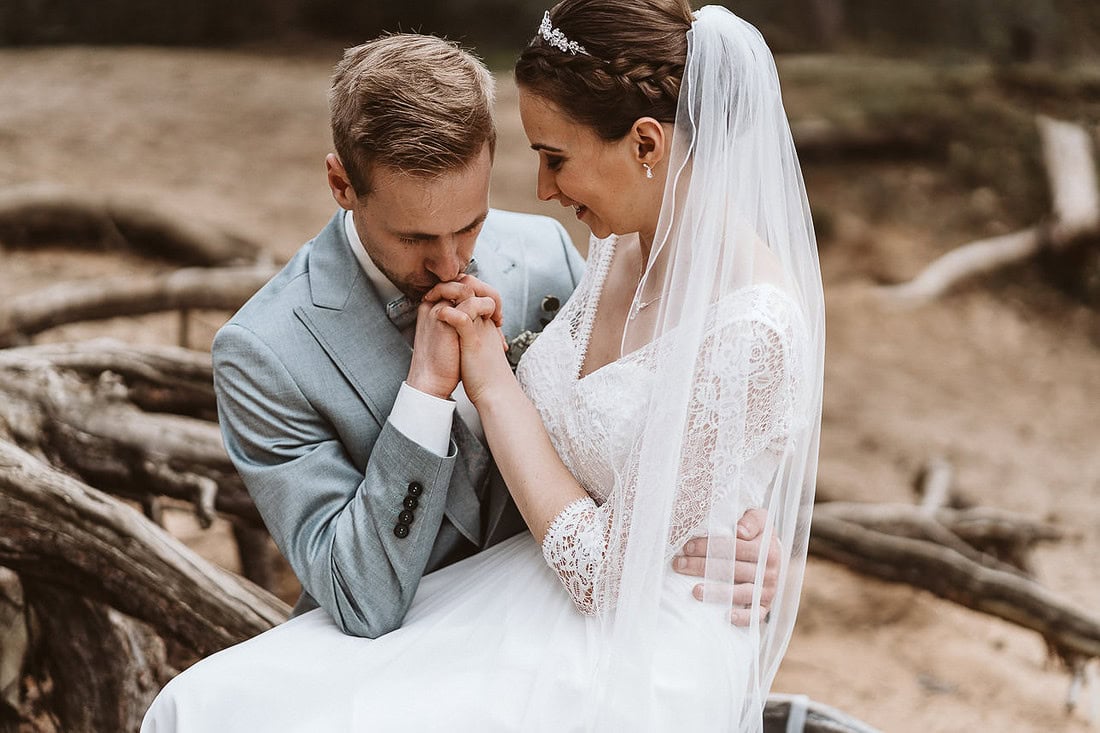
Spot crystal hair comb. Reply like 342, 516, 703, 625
538, 11, 589, 55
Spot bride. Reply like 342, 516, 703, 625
143, 1, 823, 730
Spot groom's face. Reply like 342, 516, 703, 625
350, 144, 492, 303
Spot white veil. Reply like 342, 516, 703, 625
584, 6, 825, 729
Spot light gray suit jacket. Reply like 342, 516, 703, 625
212, 209, 584, 638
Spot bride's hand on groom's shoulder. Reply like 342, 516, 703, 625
672, 508, 781, 627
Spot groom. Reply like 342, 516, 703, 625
212, 33, 776, 639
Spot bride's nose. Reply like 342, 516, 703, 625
536, 164, 559, 202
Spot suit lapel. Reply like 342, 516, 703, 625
293, 212, 486, 544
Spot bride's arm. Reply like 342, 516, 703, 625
431, 297, 590, 544
476, 379, 592, 543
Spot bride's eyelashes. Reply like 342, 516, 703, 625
544, 154, 565, 171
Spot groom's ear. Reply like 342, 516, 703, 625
326, 153, 358, 210
629, 118, 668, 167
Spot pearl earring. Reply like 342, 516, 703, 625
642, 163, 654, 179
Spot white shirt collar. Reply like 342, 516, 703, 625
343, 209, 403, 303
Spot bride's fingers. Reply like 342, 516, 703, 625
454, 295, 498, 322
423, 277, 504, 326
435, 303, 500, 349
457, 274, 504, 326
434, 304, 479, 339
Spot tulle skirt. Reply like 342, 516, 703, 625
142, 533, 752, 732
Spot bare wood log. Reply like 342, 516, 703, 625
24, 582, 170, 733
0, 183, 264, 266
813, 501, 1022, 574
879, 116, 1100, 305
1039, 115, 1100, 244
764, 694, 881, 733
232, 522, 281, 592
0, 568, 26, 717
816, 502, 1066, 550
0, 264, 279, 348
876, 226, 1045, 303
915, 455, 954, 513
0, 440, 288, 658
0, 339, 217, 419
809, 514, 1100, 662
0, 341, 257, 523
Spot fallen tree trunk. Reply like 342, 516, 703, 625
0, 340, 257, 525
879, 116, 1099, 305
810, 512, 1100, 663
0, 183, 264, 266
0, 440, 288, 657
25, 583, 170, 733
0, 264, 280, 348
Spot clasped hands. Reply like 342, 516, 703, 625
406, 274, 780, 628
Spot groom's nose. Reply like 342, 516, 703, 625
424, 241, 464, 283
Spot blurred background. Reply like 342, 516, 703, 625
1, 2, 1098, 731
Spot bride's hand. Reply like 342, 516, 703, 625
421, 274, 504, 328
434, 298, 513, 407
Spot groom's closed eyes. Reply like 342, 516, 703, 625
393, 211, 489, 245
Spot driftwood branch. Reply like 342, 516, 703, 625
879, 116, 1099, 305
1041, 115, 1100, 243
0, 340, 258, 524
0, 440, 288, 657
809, 511, 1100, 663
0, 264, 279, 348
915, 455, 954, 513
0, 183, 264, 266
25, 582, 171, 732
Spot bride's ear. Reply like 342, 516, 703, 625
629, 117, 669, 169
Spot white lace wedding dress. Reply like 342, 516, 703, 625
143, 235, 803, 732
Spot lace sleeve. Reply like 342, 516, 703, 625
540, 290, 803, 615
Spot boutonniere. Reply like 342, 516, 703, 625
506, 330, 539, 371
506, 294, 562, 371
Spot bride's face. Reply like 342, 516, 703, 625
518, 89, 660, 241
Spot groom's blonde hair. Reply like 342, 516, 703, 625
330, 34, 497, 195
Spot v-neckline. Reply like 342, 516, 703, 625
575, 236, 642, 383
571, 236, 795, 385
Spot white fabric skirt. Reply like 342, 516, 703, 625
142, 533, 752, 732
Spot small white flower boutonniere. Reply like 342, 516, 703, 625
506, 330, 539, 371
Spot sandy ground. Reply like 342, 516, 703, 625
1, 46, 1098, 731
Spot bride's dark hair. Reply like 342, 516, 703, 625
514, 0, 692, 140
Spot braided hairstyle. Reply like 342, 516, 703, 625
514, 0, 692, 141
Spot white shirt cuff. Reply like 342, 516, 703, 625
389, 381, 455, 457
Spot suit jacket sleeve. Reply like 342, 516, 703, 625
213, 322, 456, 638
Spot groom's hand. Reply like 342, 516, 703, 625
407, 298, 464, 399
409, 275, 505, 400
672, 508, 780, 627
